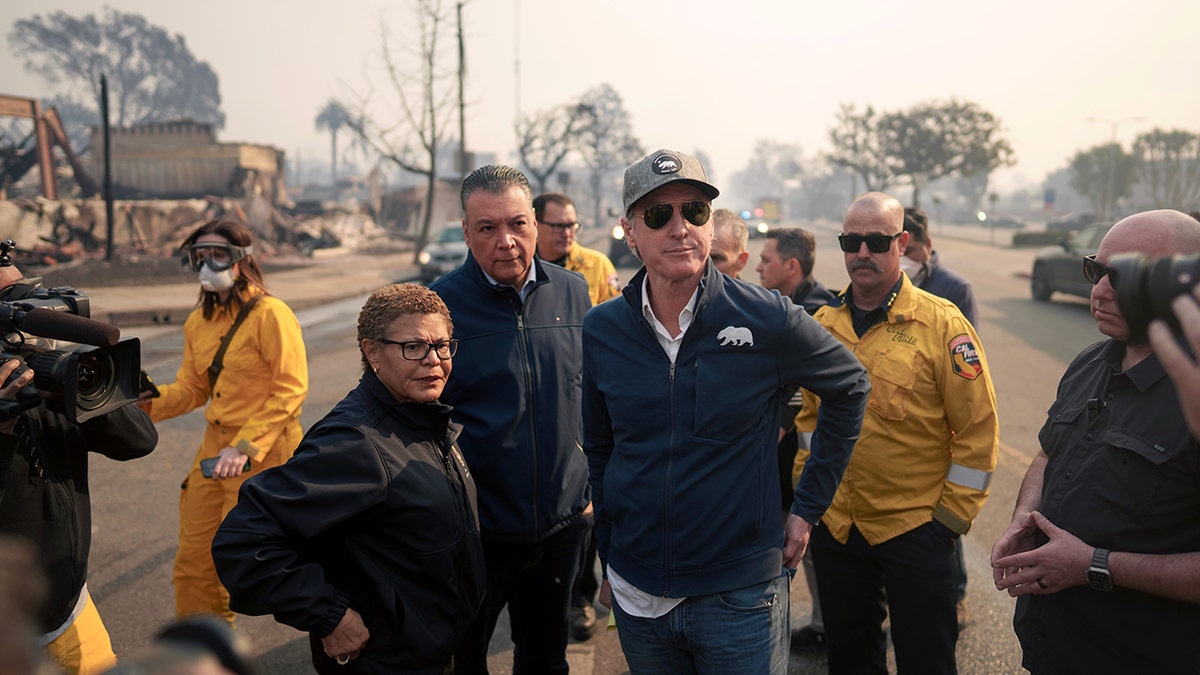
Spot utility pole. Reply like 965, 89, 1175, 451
101, 74, 115, 262
457, 0, 467, 182
1087, 116, 1143, 221
513, 0, 521, 122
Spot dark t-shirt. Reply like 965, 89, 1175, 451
1015, 339, 1200, 674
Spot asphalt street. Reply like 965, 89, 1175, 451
72, 221, 1096, 674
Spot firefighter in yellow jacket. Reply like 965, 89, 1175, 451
793, 193, 998, 675
140, 220, 308, 626
534, 192, 620, 306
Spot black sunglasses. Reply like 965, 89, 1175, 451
639, 201, 712, 230
838, 232, 902, 254
1083, 254, 1117, 285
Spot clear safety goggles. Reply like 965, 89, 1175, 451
181, 242, 252, 272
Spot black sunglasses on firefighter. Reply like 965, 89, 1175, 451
637, 201, 712, 230
838, 232, 903, 254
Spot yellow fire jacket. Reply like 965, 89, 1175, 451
150, 288, 308, 463
795, 275, 998, 545
564, 241, 620, 306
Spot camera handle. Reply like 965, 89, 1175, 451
0, 395, 41, 422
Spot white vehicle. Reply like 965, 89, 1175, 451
418, 224, 469, 283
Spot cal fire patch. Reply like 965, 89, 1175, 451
948, 334, 982, 381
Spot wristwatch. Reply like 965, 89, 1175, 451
1086, 547, 1113, 592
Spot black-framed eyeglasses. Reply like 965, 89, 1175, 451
377, 338, 459, 361
541, 221, 580, 231
837, 232, 902, 254
638, 201, 712, 230
1083, 254, 1117, 285
181, 242, 253, 272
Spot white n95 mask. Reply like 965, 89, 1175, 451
199, 265, 236, 293
899, 256, 926, 285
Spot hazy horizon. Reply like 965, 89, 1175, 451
3, 0, 1196, 202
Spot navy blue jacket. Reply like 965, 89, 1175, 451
920, 251, 977, 325
789, 277, 836, 315
431, 252, 591, 543
582, 262, 869, 597
214, 373, 484, 672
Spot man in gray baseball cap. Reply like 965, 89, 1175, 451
582, 149, 870, 671
621, 149, 720, 215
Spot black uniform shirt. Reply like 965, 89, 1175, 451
1015, 339, 1200, 674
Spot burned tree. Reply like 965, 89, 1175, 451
515, 103, 591, 194
347, 0, 458, 262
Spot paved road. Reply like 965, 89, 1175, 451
80, 224, 1100, 673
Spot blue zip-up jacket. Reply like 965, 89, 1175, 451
431, 252, 591, 543
582, 262, 870, 597
919, 251, 977, 325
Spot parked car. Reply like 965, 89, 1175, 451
987, 214, 1027, 229
418, 224, 468, 283
1046, 211, 1098, 234
1030, 222, 1113, 301
609, 224, 640, 268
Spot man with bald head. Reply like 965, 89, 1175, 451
709, 208, 749, 278
992, 210, 1200, 673
793, 192, 999, 673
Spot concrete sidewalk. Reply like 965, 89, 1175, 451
85, 250, 419, 337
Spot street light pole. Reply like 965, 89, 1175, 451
1087, 116, 1144, 143
1086, 116, 1143, 220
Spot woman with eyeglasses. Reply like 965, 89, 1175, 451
139, 219, 308, 627
212, 284, 485, 674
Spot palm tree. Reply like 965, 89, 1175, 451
314, 100, 352, 186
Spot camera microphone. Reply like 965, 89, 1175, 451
20, 308, 120, 348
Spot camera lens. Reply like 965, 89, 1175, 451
23, 348, 118, 411
74, 352, 115, 408
1113, 253, 1200, 344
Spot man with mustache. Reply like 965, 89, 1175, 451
793, 192, 999, 674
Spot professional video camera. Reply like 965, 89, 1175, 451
1111, 252, 1200, 344
0, 240, 140, 423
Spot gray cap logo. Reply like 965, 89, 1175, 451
653, 154, 681, 175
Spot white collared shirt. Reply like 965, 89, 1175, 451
481, 260, 538, 300
639, 276, 698, 362
607, 276, 700, 618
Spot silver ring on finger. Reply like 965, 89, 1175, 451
336, 655, 350, 666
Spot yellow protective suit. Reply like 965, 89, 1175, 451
794, 276, 998, 544
564, 241, 620, 305
150, 288, 307, 624
44, 591, 115, 675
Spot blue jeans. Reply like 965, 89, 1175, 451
612, 569, 790, 675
